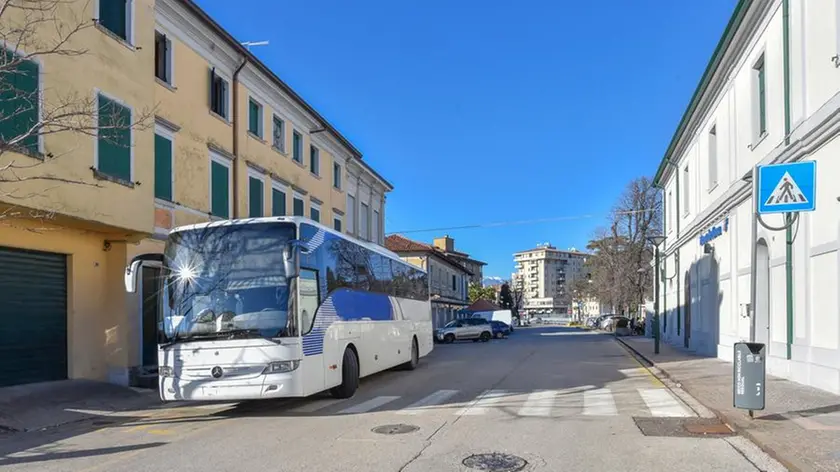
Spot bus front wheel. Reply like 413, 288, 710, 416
330, 348, 360, 399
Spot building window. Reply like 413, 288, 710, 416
334, 215, 342, 232
0, 49, 39, 155
96, 93, 132, 182
248, 98, 262, 138
373, 209, 380, 243
753, 54, 767, 139
293, 193, 304, 216
154, 131, 173, 201
210, 153, 231, 219
347, 194, 356, 233
272, 116, 285, 152
271, 183, 286, 216
154, 31, 172, 84
248, 173, 264, 217
292, 130, 303, 163
451, 274, 456, 291
683, 166, 690, 215
310, 202, 320, 222
360, 202, 369, 240
667, 190, 673, 231
310, 145, 320, 176
708, 125, 717, 189
209, 68, 228, 119
99, 0, 132, 42
333, 162, 341, 189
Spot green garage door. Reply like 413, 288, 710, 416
0, 246, 68, 387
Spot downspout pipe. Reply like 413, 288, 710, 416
782, 0, 793, 360
232, 57, 248, 219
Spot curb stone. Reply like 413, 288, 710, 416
613, 336, 803, 472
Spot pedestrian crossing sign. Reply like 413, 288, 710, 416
757, 161, 816, 214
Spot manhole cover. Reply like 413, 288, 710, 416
462, 452, 528, 472
371, 424, 420, 435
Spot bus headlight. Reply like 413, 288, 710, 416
263, 360, 300, 374
159, 366, 174, 377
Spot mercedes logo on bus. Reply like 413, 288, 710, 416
211, 366, 224, 379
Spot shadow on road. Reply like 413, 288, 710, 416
0, 442, 166, 466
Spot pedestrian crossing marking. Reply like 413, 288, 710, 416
397, 389, 459, 415
519, 390, 559, 417
638, 388, 693, 417
583, 388, 618, 416
289, 398, 344, 413
456, 389, 508, 416
338, 396, 400, 414
764, 171, 808, 206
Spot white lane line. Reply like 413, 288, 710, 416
456, 390, 508, 416
338, 396, 400, 414
583, 388, 617, 416
638, 388, 693, 417
519, 390, 559, 417
288, 398, 344, 414
397, 390, 459, 415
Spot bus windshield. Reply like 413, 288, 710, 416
161, 222, 298, 343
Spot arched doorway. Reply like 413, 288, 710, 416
754, 239, 771, 346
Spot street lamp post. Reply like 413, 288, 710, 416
647, 235, 666, 355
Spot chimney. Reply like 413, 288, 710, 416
433, 235, 454, 252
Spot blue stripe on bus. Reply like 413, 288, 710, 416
301, 289, 394, 356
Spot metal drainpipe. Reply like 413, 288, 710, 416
782, 0, 793, 360
675, 165, 681, 337
231, 57, 248, 218
662, 189, 668, 335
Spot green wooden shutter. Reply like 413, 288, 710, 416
154, 134, 172, 200
0, 51, 39, 154
210, 161, 229, 218
293, 198, 304, 216
248, 176, 263, 217
249, 100, 260, 136
272, 188, 286, 216
97, 94, 131, 182
99, 0, 127, 40
758, 65, 766, 134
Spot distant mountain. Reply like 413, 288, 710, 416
482, 276, 506, 287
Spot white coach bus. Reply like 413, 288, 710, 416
124, 217, 433, 402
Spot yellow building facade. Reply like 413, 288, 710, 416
0, 0, 392, 387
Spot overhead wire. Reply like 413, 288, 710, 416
386, 208, 658, 235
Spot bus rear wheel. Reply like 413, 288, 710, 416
330, 348, 359, 399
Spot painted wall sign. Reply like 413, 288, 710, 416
699, 217, 729, 246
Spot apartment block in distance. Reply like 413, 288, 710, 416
0, 0, 392, 388
513, 243, 589, 316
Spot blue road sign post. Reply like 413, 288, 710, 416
757, 161, 816, 215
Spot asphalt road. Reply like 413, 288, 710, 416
0, 326, 785, 472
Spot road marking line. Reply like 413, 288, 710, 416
289, 398, 344, 413
519, 390, 559, 417
583, 388, 617, 416
638, 388, 693, 417
338, 396, 400, 414
456, 389, 508, 416
397, 390, 459, 415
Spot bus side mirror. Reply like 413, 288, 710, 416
283, 242, 300, 278
125, 253, 164, 293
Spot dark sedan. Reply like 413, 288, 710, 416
490, 320, 511, 339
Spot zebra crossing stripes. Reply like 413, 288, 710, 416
396, 389, 459, 415
583, 388, 618, 416
299, 387, 694, 418
638, 388, 694, 417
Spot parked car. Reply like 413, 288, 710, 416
489, 320, 511, 339
436, 318, 493, 343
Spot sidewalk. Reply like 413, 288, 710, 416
616, 336, 840, 472
0, 380, 162, 433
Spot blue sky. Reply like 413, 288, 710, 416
196, 0, 738, 280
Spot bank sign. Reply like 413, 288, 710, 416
699, 217, 729, 246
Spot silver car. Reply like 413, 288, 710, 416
436, 318, 493, 343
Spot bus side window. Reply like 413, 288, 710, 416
299, 268, 320, 335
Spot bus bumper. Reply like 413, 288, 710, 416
159, 373, 302, 401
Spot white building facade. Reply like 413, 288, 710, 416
654, 0, 840, 394
513, 244, 589, 315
